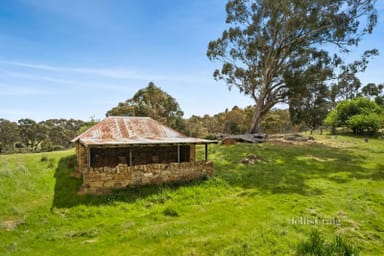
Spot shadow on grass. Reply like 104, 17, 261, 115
212, 142, 383, 195
350, 163, 384, 181
52, 155, 208, 208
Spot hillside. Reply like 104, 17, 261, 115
0, 135, 383, 255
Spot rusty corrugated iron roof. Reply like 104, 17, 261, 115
71, 116, 216, 146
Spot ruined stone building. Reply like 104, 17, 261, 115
71, 116, 216, 193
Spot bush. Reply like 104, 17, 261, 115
296, 230, 359, 256
325, 97, 383, 135
205, 134, 217, 140
54, 145, 67, 151
346, 113, 382, 135
162, 207, 179, 217
40, 144, 68, 152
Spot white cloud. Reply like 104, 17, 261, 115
0, 60, 138, 79
0, 59, 213, 84
0, 70, 136, 91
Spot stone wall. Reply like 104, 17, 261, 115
189, 145, 196, 161
80, 161, 214, 194
75, 142, 88, 177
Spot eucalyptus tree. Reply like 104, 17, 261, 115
331, 49, 378, 102
207, 0, 377, 133
106, 82, 184, 130
361, 83, 384, 105
18, 118, 46, 151
0, 119, 19, 152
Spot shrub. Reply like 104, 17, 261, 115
296, 230, 359, 256
346, 113, 382, 135
51, 145, 66, 151
162, 207, 179, 217
205, 134, 217, 140
325, 97, 383, 135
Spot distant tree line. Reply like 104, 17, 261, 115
105, 82, 297, 138
0, 118, 91, 153
1, 80, 383, 154
107, 82, 384, 138
182, 107, 295, 139
183, 89, 384, 139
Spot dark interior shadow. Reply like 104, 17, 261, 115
51, 155, 208, 209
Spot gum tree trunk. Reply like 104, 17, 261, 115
250, 101, 263, 133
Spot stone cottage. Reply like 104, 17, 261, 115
71, 116, 216, 193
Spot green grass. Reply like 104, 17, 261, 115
0, 135, 383, 255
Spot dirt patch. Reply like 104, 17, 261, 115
81, 239, 98, 244
267, 139, 317, 146
267, 135, 317, 146
240, 154, 268, 164
267, 139, 294, 146
222, 138, 237, 145
285, 134, 315, 142
300, 155, 337, 162
1, 220, 21, 231
315, 138, 356, 149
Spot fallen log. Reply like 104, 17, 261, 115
220, 133, 267, 144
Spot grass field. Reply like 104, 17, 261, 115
0, 135, 383, 255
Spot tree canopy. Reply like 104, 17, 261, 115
106, 82, 184, 130
289, 81, 331, 133
207, 0, 377, 133
0, 119, 19, 152
0, 118, 85, 153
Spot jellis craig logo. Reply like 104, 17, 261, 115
289, 216, 341, 225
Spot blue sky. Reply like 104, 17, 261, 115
0, 0, 383, 122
